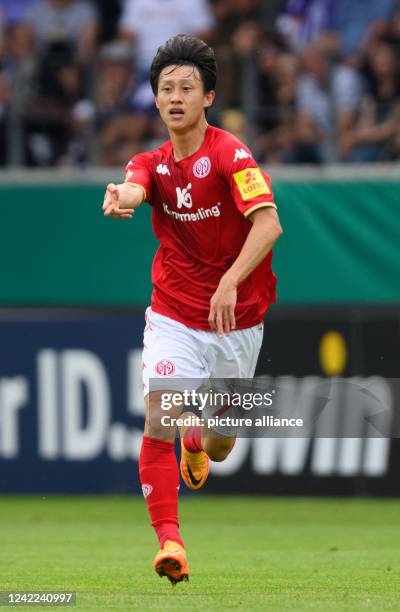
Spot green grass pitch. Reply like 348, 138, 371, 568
0, 496, 399, 611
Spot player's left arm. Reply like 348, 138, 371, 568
209, 206, 282, 335
209, 139, 282, 335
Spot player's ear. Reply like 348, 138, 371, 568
154, 96, 160, 110
204, 90, 215, 109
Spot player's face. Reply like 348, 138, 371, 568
155, 65, 215, 133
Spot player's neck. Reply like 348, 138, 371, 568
170, 120, 208, 162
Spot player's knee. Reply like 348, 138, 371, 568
144, 414, 172, 440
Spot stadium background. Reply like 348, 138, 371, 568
1, 0, 400, 497
0, 2, 400, 608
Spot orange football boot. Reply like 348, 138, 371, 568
179, 415, 210, 490
153, 540, 189, 585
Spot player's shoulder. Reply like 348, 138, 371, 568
207, 125, 252, 161
208, 125, 246, 148
150, 139, 173, 158
126, 140, 172, 166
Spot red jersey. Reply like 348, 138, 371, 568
125, 125, 277, 331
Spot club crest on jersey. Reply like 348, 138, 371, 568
193, 156, 211, 178
155, 359, 176, 376
233, 148, 251, 162
233, 168, 270, 201
176, 183, 192, 209
156, 163, 170, 176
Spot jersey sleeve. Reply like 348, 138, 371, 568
124, 152, 153, 204
216, 135, 276, 218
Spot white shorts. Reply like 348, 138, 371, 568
142, 307, 264, 396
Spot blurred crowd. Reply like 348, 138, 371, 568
0, 0, 400, 167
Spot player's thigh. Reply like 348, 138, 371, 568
142, 307, 208, 391
142, 308, 208, 437
207, 322, 264, 379
201, 323, 264, 445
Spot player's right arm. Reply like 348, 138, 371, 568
102, 183, 145, 219
102, 152, 152, 219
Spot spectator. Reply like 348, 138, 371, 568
341, 39, 400, 162
257, 49, 299, 164
211, 0, 261, 42
0, 4, 4, 56
215, 19, 262, 112
276, 0, 334, 52
92, 0, 121, 43
387, 115, 400, 160
94, 40, 155, 165
23, 41, 86, 166
325, 0, 396, 58
291, 43, 362, 163
391, 4, 400, 43
0, 0, 38, 59
0, 2, 39, 165
0, 19, 11, 165
260, 0, 283, 35
25, 0, 99, 63
384, 4, 400, 50
0, 0, 398, 166
220, 108, 247, 143
14, 0, 100, 165
0, 1, 38, 63
0, 1, 39, 24
118, 0, 215, 74
211, 0, 263, 109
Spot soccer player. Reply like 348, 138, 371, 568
102, 34, 282, 585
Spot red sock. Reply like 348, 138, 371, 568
139, 435, 184, 549
183, 425, 203, 453
184, 426, 237, 453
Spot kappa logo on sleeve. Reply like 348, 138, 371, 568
233, 148, 251, 162
125, 163, 134, 179
156, 163, 171, 176
233, 168, 271, 201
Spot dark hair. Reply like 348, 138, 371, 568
150, 34, 217, 94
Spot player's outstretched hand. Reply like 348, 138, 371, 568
208, 276, 237, 336
103, 183, 134, 219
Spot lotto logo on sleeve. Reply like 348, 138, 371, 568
233, 168, 270, 201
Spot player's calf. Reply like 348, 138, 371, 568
145, 390, 181, 440
202, 435, 236, 462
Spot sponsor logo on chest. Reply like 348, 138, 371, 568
164, 180, 220, 222
159, 167, 222, 222
176, 183, 193, 208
